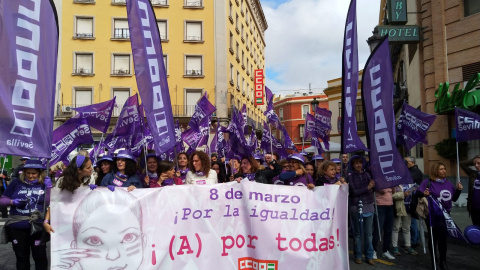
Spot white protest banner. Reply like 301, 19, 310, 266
50, 181, 349, 269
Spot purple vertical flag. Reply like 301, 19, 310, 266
73, 97, 116, 133
265, 86, 274, 104
126, 0, 175, 155
304, 113, 330, 150
264, 101, 282, 129
455, 107, 480, 142
112, 94, 141, 137
428, 196, 469, 243
51, 117, 94, 165
189, 93, 216, 130
315, 107, 333, 130
174, 120, 184, 153
361, 37, 412, 190
0, 0, 59, 158
397, 101, 437, 150
281, 126, 297, 151
261, 122, 288, 159
341, 0, 367, 154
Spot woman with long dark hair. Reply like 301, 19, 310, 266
417, 162, 462, 270
233, 155, 281, 184
185, 151, 217, 185
100, 150, 141, 191
140, 153, 160, 188
95, 155, 114, 186
211, 161, 227, 183
151, 160, 182, 187
175, 152, 189, 184
55, 155, 94, 191
0, 159, 49, 270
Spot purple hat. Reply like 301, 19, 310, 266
288, 153, 305, 164
23, 159, 45, 170
253, 154, 264, 161
299, 151, 308, 156
311, 155, 324, 161
464, 225, 480, 245
114, 150, 136, 162
96, 155, 114, 167
20, 157, 30, 161
146, 153, 160, 160
331, 158, 341, 163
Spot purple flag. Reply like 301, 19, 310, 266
281, 126, 297, 151
51, 118, 94, 165
361, 37, 412, 190
260, 122, 288, 159
241, 104, 248, 131
428, 196, 469, 243
174, 120, 184, 153
397, 101, 437, 149
226, 108, 253, 158
189, 93, 216, 130
73, 97, 116, 133
126, 0, 175, 155
341, 0, 367, 153
0, 0, 59, 158
210, 124, 227, 156
112, 95, 141, 137
304, 113, 330, 150
315, 107, 333, 130
455, 107, 480, 142
264, 101, 282, 129
265, 86, 274, 104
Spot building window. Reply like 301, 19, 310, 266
75, 87, 93, 107
113, 19, 129, 39
236, 71, 240, 90
465, 0, 480, 16
185, 21, 203, 41
302, 105, 310, 119
185, 89, 203, 116
279, 108, 283, 121
185, 55, 203, 76
299, 124, 305, 139
230, 64, 234, 84
241, 24, 244, 40
355, 102, 365, 132
229, 1, 233, 18
235, 14, 239, 32
75, 17, 94, 38
242, 78, 245, 94
184, 0, 202, 7
163, 55, 168, 75
229, 32, 234, 51
111, 54, 131, 75
112, 88, 130, 116
157, 20, 168, 40
74, 52, 93, 74
151, 0, 168, 6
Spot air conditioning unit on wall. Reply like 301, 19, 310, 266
62, 106, 73, 113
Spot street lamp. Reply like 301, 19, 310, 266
311, 97, 319, 113
366, 27, 382, 53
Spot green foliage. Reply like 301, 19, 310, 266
434, 138, 468, 161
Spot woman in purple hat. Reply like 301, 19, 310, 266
175, 152, 189, 184
417, 162, 463, 270
140, 153, 160, 188
95, 155, 114, 186
185, 151, 217, 185
233, 155, 281, 184
100, 150, 142, 191
0, 159, 49, 270
277, 154, 314, 188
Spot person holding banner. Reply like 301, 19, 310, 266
417, 162, 463, 270
151, 161, 182, 187
0, 160, 49, 270
100, 150, 141, 191
140, 153, 160, 188
234, 156, 281, 184
211, 161, 227, 183
228, 157, 241, 182
460, 155, 480, 226
95, 155, 114, 186
347, 155, 376, 265
282, 154, 314, 187
316, 161, 344, 186
186, 151, 217, 185
55, 156, 95, 190
175, 153, 189, 184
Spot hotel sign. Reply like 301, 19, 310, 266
377, 25, 421, 43
434, 73, 480, 114
254, 69, 264, 105
387, 0, 407, 25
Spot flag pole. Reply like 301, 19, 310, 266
374, 191, 382, 241
428, 197, 437, 270
93, 133, 105, 164
268, 124, 273, 155
456, 141, 460, 183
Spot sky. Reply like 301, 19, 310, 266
259, 0, 381, 96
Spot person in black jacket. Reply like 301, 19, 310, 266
405, 156, 423, 247
233, 156, 281, 184
405, 156, 424, 185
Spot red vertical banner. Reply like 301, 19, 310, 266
254, 69, 264, 105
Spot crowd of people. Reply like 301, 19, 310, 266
0, 149, 478, 270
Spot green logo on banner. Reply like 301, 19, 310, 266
434, 73, 480, 114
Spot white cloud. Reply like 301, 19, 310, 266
260, 0, 381, 95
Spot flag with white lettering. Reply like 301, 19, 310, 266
428, 196, 469, 243
51, 117, 94, 165
0, 0, 59, 158
397, 101, 436, 150
315, 107, 333, 130
261, 122, 288, 159
73, 97, 116, 133
112, 94, 141, 137
304, 113, 330, 150
455, 107, 480, 142
188, 93, 216, 131
126, 0, 175, 155
361, 37, 412, 190
341, 0, 367, 154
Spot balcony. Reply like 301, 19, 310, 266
111, 0, 126, 5
57, 104, 93, 117
74, 33, 94, 39
184, 69, 204, 77
74, 0, 95, 4
111, 69, 131, 76
73, 68, 93, 76
151, 0, 168, 6
184, 0, 203, 8
184, 36, 202, 42
113, 28, 130, 39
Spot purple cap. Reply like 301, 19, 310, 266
146, 153, 160, 160
23, 159, 45, 170
299, 151, 308, 156
465, 225, 480, 244
253, 154, 264, 161
20, 157, 30, 161
311, 155, 324, 161
114, 150, 136, 162
288, 153, 305, 164
331, 158, 341, 163
96, 155, 114, 167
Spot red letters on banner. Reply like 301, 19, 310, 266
254, 70, 264, 105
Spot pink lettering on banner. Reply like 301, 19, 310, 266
50, 181, 349, 269
196, 179, 206, 185
112, 179, 123, 187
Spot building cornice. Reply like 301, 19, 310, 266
247, 0, 268, 44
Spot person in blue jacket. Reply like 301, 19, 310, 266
101, 150, 141, 191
